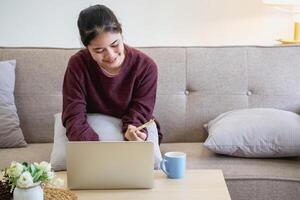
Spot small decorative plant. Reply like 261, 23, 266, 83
1, 161, 64, 192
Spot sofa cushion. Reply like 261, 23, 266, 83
1, 47, 300, 144
0, 143, 52, 170
203, 108, 300, 157
2, 143, 299, 180
0, 60, 27, 148
160, 143, 300, 180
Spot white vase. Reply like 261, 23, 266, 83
13, 183, 44, 200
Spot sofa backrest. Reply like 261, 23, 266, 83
0, 46, 300, 143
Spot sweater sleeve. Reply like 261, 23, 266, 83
121, 61, 158, 135
62, 57, 99, 141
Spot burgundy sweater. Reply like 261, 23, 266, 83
62, 45, 162, 143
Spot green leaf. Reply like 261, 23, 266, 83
33, 170, 43, 182
30, 164, 36, 175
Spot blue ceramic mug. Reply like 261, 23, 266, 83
160, 152, 186, 179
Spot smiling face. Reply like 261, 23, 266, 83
87, 31, 125, 70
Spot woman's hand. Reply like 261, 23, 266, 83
125, 125, 147, 141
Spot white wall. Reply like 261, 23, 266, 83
0, 0, 294, 47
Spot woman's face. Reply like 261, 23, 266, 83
87, 32, 125, 69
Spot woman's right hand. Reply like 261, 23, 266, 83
125, 125, 146, 141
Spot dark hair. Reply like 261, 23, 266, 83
77, 5, 122, 46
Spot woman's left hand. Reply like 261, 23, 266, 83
136, 130, 147, 141
125, 125, 147, 141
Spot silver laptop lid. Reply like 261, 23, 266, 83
66, 141, 154, 189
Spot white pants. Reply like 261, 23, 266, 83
51, 113, 162, 171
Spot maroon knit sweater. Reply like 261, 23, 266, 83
62, 45, 162, 143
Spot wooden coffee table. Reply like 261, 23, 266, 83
56, 170, 231, 200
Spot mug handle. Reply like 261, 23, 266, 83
160, 159, 168, 175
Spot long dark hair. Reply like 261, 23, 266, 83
77, 5, 122, 46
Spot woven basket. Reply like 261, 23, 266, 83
44, 187, 77, 200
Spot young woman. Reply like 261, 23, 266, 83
62, 5, 162, 144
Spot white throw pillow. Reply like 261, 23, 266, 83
0, 60, 27, 148
203, 108, 300, 157
50, 113, 162, 171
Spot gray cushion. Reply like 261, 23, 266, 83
0, 60, 26, 148
203, 108, 300, 157
50, 113, 162, 171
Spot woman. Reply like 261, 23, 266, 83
62, 5, 162, 145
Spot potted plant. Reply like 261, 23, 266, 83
1, 161, 63, 200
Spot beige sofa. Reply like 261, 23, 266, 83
1, 46, 300, 200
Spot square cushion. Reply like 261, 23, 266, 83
50, 113, 162, 171
203, 108, 300, 157
0, 60, 26, 148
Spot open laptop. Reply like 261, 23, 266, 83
66, 141, 154, 189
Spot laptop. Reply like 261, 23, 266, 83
66, 141, 154, 189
